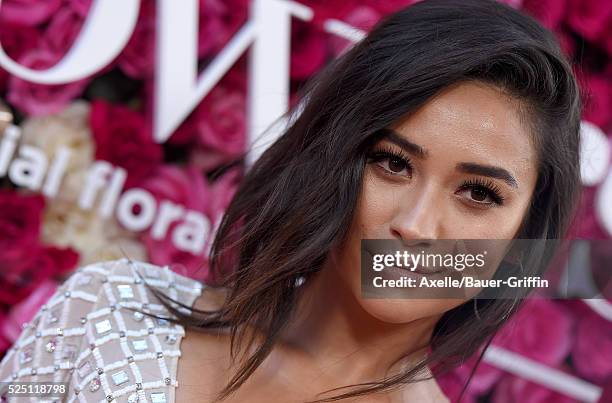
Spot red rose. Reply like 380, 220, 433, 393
90, 99, 163, 189
42, 5, 87, 57
68, 0, 93, 17
0, 190, 45, 263
118, 0, 156, 79
0, 0, 62, 26
566, 0, 612, 41
196, 87, 246, 160
299, 0, 359, 26
7, 48, 90, 116
554, 28, 576, 59
522, 0, 568, 30
444, 351, 503, 396
363, 0, 421, 15
576, 72, 612, 132
0, 21, 40, 91
601, 21, 612, 57
493, 371, 580, 403
0, 312, 10, 356
172, 80, 247, 172
290, 20, 327, 79
571, 309, 612, 383
198, 0, 249, 59
436, 369, 478, 403
493, 299, 573, 366
0, 21, 40, 60
2, 279, 57, 343
328, 5, 383, 57
139, 165, 214, 281
0, 245, 78, 308
567, 186, 611, 239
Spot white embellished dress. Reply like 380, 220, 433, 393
0, 258, 203, 403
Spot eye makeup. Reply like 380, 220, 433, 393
457, 177, 506, 206
366, 145, 414, 178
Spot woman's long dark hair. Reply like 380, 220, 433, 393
153, 0, 583, 401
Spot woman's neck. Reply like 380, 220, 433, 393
276, 255, 441, 386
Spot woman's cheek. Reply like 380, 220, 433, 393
456, 212, 520, 239
363, 171, 410, 217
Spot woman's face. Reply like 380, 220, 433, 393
334, 81, 539, 323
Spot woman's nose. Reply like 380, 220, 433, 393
389, 186, 443, 243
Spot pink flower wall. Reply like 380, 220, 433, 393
0, 0, 610, 401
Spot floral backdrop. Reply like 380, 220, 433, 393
0, 0, 610, 402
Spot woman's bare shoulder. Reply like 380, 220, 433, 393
183, 285, 242, 363
177, 331, 240, 401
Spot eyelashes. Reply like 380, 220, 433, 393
366, 146, 506, 207
458, 177, 506, 206
367, 145, 414, 178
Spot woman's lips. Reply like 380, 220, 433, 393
392, 264, 444, 275
365, 248, 445, 275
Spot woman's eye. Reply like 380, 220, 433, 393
469, 187, 489, 202
377, 156, 412, 177
456, 185, 503, 206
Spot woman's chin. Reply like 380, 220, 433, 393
357, 297, 463, 325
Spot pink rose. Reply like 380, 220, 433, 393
173, 81, 247, 172
450, 352, 503, 396
558, 299, 594, 318
2, 280, 57, 343
601, 22, 612, 57
163, 60, 247, 144
197, 85, 246, 155
522, 0, 567, 30
0, 21, 40, 60
554, 28, 576, 59
0, 21, 40, 91
188, 147, 242, 175
364, 0, 421, 15
0, 23, 40, 91
324, 2, 422, 57
118, 0, 155, 79
0, 312, 10, 356
198, 0, 249, 59
204, 168, 242, 285
571, 309, 612, 383
566, 0, 612, 41
198, 0, 226, 58
208, 167, 241, 221
493, 372, 580, 403
493, 299, 573, 366
566, 186, 611, 239
290, 20, 328, 79
0, 245, 79, 308
42, 6, 87, 57
0, 190, 44, 263
435, 369, 478, 403
90, 99, 163, 188
299, 0, 359, 27
139, 165, 213, 281
577, 73, 612, 132
598, 379, 612, 403
68, 0, 92, 17
140, 165, 212, 213
0, 0, 62, 26
328, 5, 382, 57
590, 242, 612, 298
7, 48, 90, 116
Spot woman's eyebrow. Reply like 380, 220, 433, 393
379, 128, 518, 188
379, 128, 428, 159
456, 162, 518, 188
